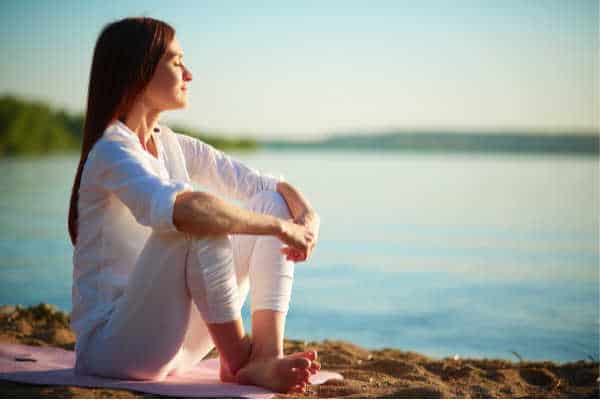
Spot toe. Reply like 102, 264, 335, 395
295, 368, 310, 382
290, 357, 311, 369
289, 350, 317, 361
309, 361, 321, 374
288, 383, 307, 394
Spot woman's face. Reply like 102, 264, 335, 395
142, 37, 192, 111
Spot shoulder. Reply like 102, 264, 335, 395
162, 125, 197, 144
162, 126, 212, 153
155, 123, 185, 145
153, 124, 198, 158
88, 122, 143, 167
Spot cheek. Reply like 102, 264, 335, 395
146, 69, 180, 103
155, 72, 178, 92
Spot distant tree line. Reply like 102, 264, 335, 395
0, 95, 82, 155
169, 125, 258, 153
0, 95, 257, 156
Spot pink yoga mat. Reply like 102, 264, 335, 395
0, 344, 343, 398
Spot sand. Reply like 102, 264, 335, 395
0, 303, 597, 398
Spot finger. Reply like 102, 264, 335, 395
289, 252, 304, 262
283, 247, 303, 256
286, 250, 302, 261
291, 251, 303, 262
283, 248, 303, 261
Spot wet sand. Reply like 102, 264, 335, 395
1, 304, 598, 398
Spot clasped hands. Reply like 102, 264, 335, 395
277, 210, 320, 263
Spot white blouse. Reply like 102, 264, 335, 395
71, 120, 279, 348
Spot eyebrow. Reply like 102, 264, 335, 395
167, 51, 184, 58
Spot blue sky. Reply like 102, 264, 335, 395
0, 0, 597, 139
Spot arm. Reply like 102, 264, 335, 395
91, 138, 192, 232
173, 190, 314, 251
176, 133, 278, 201
173, 191, 281, 237
276, 181, 318, 223
91, 137, 310, 251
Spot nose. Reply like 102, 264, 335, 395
183, 65, 192, 82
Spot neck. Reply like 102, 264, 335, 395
122, 101, 161, 148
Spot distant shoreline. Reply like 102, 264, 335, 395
261, 132, 599, 155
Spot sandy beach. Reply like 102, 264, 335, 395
0, 303, 597, 398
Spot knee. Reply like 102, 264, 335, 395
247, 190, 291, 219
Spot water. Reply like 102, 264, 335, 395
0, 151, 598, 363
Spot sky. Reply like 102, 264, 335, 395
0, 0, 598, 139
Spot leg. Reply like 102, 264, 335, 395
230, 190, 296, 357
76, 230, 202, 380
168, 230, 253, 377
232, 191, 319, 392
184, 235, 252, 376
76, 230, 251, 381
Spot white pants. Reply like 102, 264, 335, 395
75, 190, 295, 380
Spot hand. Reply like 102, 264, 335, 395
277, 220, 314, 258
281, 211, 320, 263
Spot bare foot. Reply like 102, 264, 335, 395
288, 350, 321, 375
220, 350, 320, 383
235, 353, 312, 393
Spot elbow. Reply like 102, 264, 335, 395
173, 191, 193, 234
173, 191, 206, 236
173, 191, 228, 238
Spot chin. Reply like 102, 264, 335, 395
176, 96, 188, 109
167, 99, 187, 110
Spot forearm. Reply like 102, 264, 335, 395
276, 181, 317, 222
173, 191, 282, 237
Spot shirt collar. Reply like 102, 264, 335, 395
109, 119, 160, 140
109, 120, 164, 160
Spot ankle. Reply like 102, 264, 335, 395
229, 334, 253, 375
249, 344, 284, 361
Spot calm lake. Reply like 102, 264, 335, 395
0, 150, 598, 363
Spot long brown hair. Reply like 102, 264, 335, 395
68, 17, 175, 245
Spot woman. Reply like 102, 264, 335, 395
67, 17, 321, 394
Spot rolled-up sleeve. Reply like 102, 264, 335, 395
175, 133, 282, 202
88, 138, 193, 232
